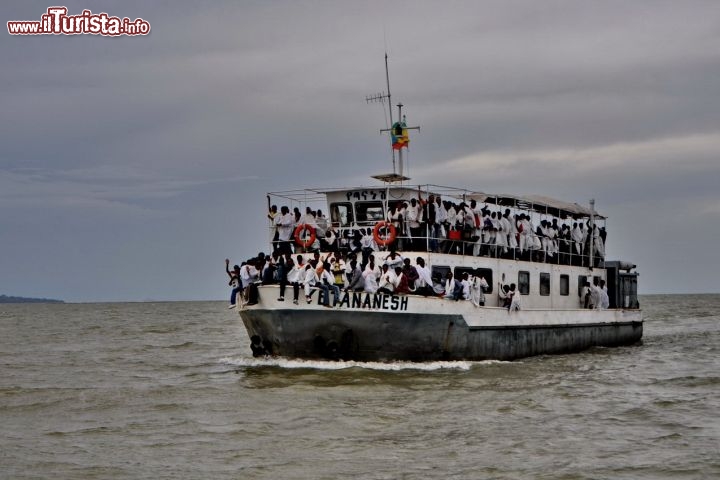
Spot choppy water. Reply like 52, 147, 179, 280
1, 295, 718, 479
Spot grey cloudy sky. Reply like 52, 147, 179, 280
2, 1, 719, 301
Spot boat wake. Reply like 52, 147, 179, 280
219, 356, 509, 372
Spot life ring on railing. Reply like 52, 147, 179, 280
293, 224, 316, 247
373, 221, 397, 247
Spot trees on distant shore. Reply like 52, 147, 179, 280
0, 294, 63, 303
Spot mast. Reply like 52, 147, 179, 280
367, 54, 419, 183
385, 52, 393, 127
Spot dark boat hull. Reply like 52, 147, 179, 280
240, 309, 643, 362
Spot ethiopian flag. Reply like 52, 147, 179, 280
391, 121, 409, 150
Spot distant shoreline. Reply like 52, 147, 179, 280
0, 295, 64, 304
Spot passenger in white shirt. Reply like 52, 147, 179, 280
317, 263, 340, 307
470, 276, 489, 306
414, 257, 435, 296
599, 279, 610, 309
377, 264, 396, 294
363, 269, 379, 293
315, 209, 328, 238
303, 263, 319, 303
405, 198, 423, 250
509, 284, 521, 311
498, 211, 511, 257
274, 206, 295, 255
384, 250, 404, 269
286, 255, 306, 305
460, 272, 471, 300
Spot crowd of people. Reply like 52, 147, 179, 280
226, 249, 610, 311
224, 250, 493, 309
580, 277, 610, 310
224, 196, 610, 308
267, 196, 607, 269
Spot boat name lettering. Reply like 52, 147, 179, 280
346, 189, 386, 201
333, 292, 408, 311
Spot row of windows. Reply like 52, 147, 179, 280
427, 266, 600, 298
331, 201, 384, 226
519, 272, 601, 296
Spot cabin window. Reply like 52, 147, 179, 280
560, 274, 569, 296
476, 268, 493, 294
355, 201, 384, 226
518, 271, 530, 295
454, 267, 473, 279
431, 266, 451, 284
539, 273, 551, 296
578, 275, 587, 297
330, 202, 354, 227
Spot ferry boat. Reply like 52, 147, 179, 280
236, 66, 642, 362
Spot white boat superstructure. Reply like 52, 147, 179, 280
237, 185, 641, 361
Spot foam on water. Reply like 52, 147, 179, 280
219, 356, 508, 371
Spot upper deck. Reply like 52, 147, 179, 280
268, 184, 606, 264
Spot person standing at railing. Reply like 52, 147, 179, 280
387, 202, 404, 251
405, 198, 423, 250
274, 206, 295, 256
435, 196, 448, 252
509, 284, 521, 311
420, 193, 437, 253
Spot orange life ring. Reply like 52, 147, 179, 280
293, 224, 316, 247
373, 221, 397, 246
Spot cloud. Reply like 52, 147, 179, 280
0, 166, 257, 213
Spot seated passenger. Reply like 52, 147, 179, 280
432, 275, 445, 296
377, 264, 396, 295
240, 261, 261, 306
498, 283, 511, 308
346, 260, 364, 292
318, 262, 340, 307
364, 255, 381, 281
402, 258, 419, 291
413, 258, 435, 297
363, 268, 379, 293
443, 271, 462, 300
394, 266, 411, 295
303, 263, 319, 303
287, 255, 306, 305
329, 253, 346, 288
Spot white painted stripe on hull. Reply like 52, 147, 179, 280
246, 285, 642, 328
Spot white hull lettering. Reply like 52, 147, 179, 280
334, 292, 409, 311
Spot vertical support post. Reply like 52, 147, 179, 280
589, 199, 595, 270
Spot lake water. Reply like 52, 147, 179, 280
1, 295, 718, 479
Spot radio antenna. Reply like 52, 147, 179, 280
365, 52, 393, 126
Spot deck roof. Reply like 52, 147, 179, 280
268, 184, 605, 219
